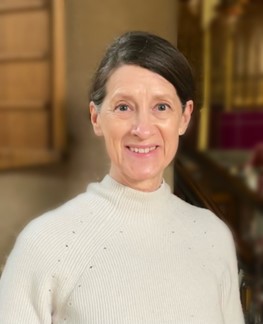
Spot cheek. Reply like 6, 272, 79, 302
160, 122, 181, 155
168, 133, 180, 153
99, 118, 118, 138
160, 119, 180, 141
100, 124, 126, 156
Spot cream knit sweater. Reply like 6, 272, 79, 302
0, 175, 244, 323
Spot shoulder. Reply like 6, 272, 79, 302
0, 192, 98, 319
1, 189, 107, 286
19, 192, 91, 241
10, 178, 121, 267
9, 190, 98, 266
169, 193, 235, 250
168, 195, 238, 277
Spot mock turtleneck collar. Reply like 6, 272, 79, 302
101, 174, 170, 196
88, 175, 172, 217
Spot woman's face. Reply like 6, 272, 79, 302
90, 65, 193, 191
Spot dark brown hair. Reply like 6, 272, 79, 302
89, 31, 195, 110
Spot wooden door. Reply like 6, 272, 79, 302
0, 0, 65, 169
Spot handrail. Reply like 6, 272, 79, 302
191, 151, 263, 207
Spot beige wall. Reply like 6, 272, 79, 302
65, 0, 178, 146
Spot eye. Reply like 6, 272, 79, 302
115, 104, 130, 112
156, 103, 170, 111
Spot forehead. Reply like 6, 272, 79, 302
105, 65, 178, 100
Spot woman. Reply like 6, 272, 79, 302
0, 31, 244, 323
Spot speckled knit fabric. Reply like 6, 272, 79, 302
0, 175, 244, 323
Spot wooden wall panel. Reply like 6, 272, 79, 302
0, 110, 49, 149
0, 62, 50, 103
0, 9, 49, 58
0, 0, 45, 11
0, 0, 65, 169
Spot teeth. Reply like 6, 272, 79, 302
129, 146, 156, 154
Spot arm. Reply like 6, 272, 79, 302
221, 232, 245, 324
0, 230, 53, 323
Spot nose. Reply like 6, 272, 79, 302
131, 110, 155, 139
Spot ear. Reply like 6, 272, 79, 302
89, 101, 103, 136
178, 100, 193, 136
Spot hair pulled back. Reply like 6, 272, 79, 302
89, 31, 195, 109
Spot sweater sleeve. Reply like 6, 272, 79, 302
221, 230, 245, 324
0, 229, 53, 323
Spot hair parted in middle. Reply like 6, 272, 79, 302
89, 31, 195, 111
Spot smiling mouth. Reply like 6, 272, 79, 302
127, 146, 158, 154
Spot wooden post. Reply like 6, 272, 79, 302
51, 0, 66, 153
198, 0, 219, 150
198, 27, 211, 150
225, 24, 235, 112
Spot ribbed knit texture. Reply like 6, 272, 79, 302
0, 175, 244, 323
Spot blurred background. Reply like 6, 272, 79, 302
0, 0, 262, 322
